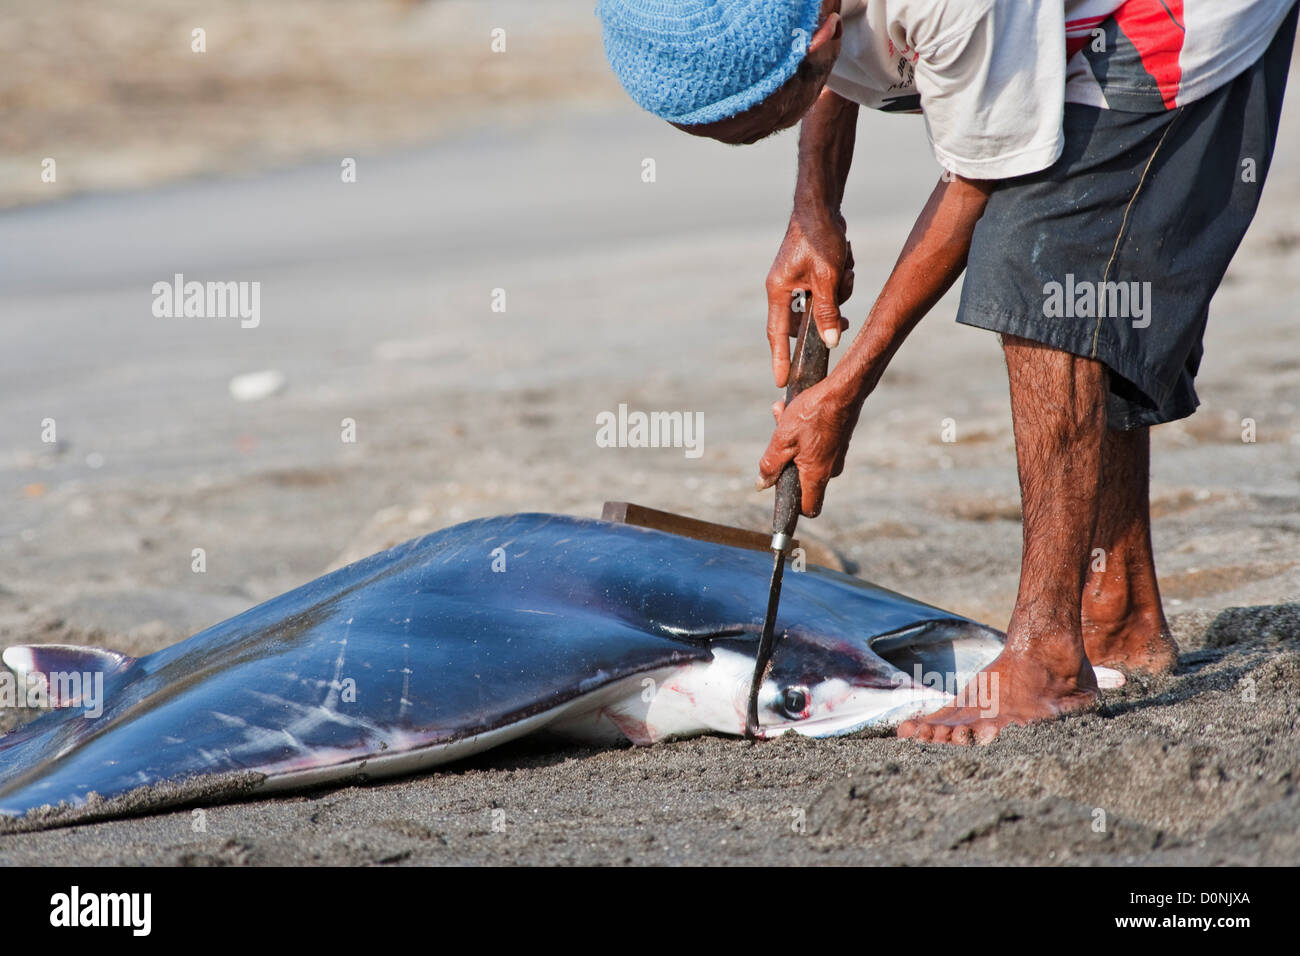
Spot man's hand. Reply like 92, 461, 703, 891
766, 212, 854, 388
757, 172, 996, 516
767, 88, 859, 388
756, 378, 861, 517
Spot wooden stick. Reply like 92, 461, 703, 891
601, 501, 845, 572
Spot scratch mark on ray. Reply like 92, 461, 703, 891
247, 690, 393, 742
400, 641, 412, 719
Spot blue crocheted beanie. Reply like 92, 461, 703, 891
596, 0, 824, 126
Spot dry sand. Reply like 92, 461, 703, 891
0, 5, 1297, 865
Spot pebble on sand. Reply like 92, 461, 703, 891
228, 370, 287, 402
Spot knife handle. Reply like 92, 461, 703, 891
772, 306, 831, 541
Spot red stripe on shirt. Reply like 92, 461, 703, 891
1114, 0, 1186, 108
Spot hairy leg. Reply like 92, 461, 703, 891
1081, 427, 1179, 672
898, 335, 1104, 744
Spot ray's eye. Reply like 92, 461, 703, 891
780, 685, 810, 718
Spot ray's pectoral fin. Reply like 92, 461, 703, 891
1, 644, 136, 709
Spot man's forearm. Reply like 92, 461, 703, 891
829, 174, 993, 403
795, 89, 859, 213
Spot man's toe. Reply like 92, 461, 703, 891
972, 720, 1001, 745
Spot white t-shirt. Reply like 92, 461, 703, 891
827, 0, 1296, 180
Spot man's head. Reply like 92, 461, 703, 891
597, 0, 843, 145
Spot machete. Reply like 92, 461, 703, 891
746, 304, 831, 738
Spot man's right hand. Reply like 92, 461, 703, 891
765, 210, 854, 387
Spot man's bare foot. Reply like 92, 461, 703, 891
1081, 579, 1179, 674
1081, 614, 1178, 674
1083, 426, 1179, 675
896, 644, 1098, 745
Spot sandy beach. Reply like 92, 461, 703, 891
0, 1, 1297, 865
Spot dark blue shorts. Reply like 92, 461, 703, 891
957, 4, 1297, 430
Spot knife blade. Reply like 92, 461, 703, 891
745, 304, 831, 738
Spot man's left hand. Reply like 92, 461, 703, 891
757, 378, 861, 517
